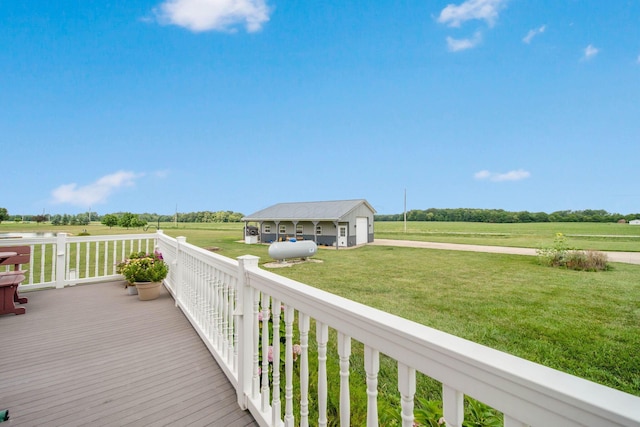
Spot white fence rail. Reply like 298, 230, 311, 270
3, 232, 640, 426
1, 232, 157, 290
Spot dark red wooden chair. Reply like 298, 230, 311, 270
0, 246, 30, 315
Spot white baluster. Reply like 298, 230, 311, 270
272, 299, 282, 426
398, 363, 415, 427
364, 346, 379, 427
230, 276, 238, 371
222, 276, 230, 358
317, 322, 329, 427
338, 333, 351, 427
261, 294, 271, 411
252, 291, 261, 399
216, 273, 224, 349
299, 313, 310, 427
228, 277, 236, 365
442, 385, 464, 427
284, 305, 295, 427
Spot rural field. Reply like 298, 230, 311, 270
2, 221, 639, 399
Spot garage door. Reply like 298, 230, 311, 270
356, 217, 368, 245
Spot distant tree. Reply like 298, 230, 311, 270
0, 207, 9, 223
51, 214, 62, 226
131, 217, 147, 228
102, 214, 119, 228
33, 215, 47, 224
75, 214, 90, 226
118, 212, 136, 228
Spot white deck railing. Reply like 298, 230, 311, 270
3, 232, 640, 427
1, 232, 157, 290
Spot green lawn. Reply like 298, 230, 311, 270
3, 221, 639, 397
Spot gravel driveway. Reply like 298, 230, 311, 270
370, 239, 640, 265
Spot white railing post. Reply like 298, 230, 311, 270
443, 385, 464, 427
317, 322, 329, 427
237, 255, 260, 410
175, 236, 186, 307
364, 346, 379, 427
252, 290, 261, 399
261, 294, 271, 412
284, 305, 295, 427
272, 298, 282, 427
299, 313, 311, 427
338, 333, 351, 427
55, 233, 68, 289
398, 363, 416, 427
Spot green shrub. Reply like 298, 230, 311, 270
537, 233, 609, 271
536, 232, 569, 267
565, 250, 610, 271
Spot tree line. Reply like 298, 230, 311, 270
375, 208, 640, 223
0, 209, 245, 227
4, 207, 639, 226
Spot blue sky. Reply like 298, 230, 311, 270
2, 0, 639, 216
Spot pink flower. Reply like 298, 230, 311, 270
267, 346, 274, 363
258, 308, 270, 322
292, 344, 302, 361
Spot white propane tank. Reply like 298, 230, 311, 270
268, 240, 318, 260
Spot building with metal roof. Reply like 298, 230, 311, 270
242, 199, 376, 247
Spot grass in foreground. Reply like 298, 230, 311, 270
274, 245, 640, 396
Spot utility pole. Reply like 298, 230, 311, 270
404, 189, 407, 233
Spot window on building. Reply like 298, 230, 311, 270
263, 224, 271, 233
316, 226, 322, 235
279, 224, 287, 234
296, 224, 304, 235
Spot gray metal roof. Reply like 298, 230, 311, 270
242, 199, 375, 222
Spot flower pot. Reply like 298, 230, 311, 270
135, 281, 162, 301
127, 285, 138, 295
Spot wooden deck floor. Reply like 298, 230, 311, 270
0, 282, 258, 427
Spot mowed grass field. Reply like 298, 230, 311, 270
2, 221, 639, 396
375, 220, 640, 252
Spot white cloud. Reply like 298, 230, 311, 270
154, 0, 270, 33
582, 44, 599, 60
446, 31, 482, 51
522, 25, 545, 44
438, 0, 507, 28
474, 170, 492, 180
474, 169, 531, 182
51, 171, 142, 207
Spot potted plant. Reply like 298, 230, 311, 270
117, 250, 168, 300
